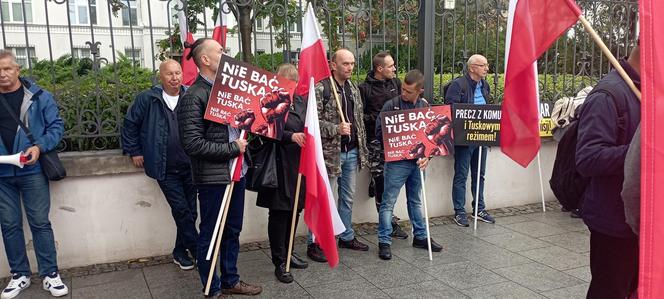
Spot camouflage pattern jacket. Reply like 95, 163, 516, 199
315, 78, 369, 177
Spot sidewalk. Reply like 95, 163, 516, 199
6, 202, 590, 298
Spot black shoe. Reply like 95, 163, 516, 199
307, 244, 327, 263
391, 220, 409, 239
289, 253, 309, 269
274, 263, 294, 284
412, 237, 443, 252
378, 243, 392, 260
338, 238, 370, 251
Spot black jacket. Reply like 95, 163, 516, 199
576, 60, 641, 238
359, 71, 401, 142
122, 86, 187, 181
444, 73, 490, 105
256, 95, 307, 211
177, 75, 241, 185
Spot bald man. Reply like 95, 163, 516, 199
306, 48, 370, 261
444, 54, 495, 227
122, 59, 199, 271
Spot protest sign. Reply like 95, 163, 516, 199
452, 104, 501, 146
539, 101, 554, 137
380, 105, 454, 162
204, 55, 297, 140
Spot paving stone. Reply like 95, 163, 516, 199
294, 260, 362, 288
142, 264, 200, 299
352, 257, 436, 289
539, 232, 589, 254
504, 221, 570, 238
520, 246, 588, 271
540, 283, 589, 299
480, 232, 551, 252
492, 215, 532, 225
453, 222, 514, 237
462, 281, 545, 299
493, 263, 584, 292
422, 261, 507, 290
563, 267, 591, 283
251, 280, 311, 299
235, 257, 280, 284
304, 279, 387, 299
72, 269, 151, 299
382, 280, 468, 298
445, 239, 532, 269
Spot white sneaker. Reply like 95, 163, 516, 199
42, 272, 68, 297
1, 274, 31, 299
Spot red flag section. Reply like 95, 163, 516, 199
213, 0, 229, 48
639, 0, 664, 296
231, 131, 247, 182
500, 0, 581, 167
177, 1, 198, 86
296, 3, 332, 96
299, 79, 346, 268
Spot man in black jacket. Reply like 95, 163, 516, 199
122, 60, 198, 271
359, 52, 408, 239
177, 38, 261, 298
576, 45, 641, 299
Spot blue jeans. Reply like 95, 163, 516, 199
157, 165, 199, 259
378, 160, 427, 245
196, 178, 245, 295
452, 145, 487, 214
307, 148, 358, 244
0, 173, 58, 277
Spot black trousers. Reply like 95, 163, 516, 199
268, 209, 301, 267
587, 229, 639, 299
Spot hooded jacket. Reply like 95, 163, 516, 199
359, 70, 401, 142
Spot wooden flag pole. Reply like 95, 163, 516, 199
329, 79, 348, 123
285, 174, 304, 272
204, 181, 236, 295
473, 147, 483, 231
578, 15, 641, 100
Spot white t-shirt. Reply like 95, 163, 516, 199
162, 91, 179, 111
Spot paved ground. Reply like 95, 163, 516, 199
8, 204, 591, 298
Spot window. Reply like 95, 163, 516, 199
8, 47, 36, 68
68, 0, 97, 25
73, 48, 92, 59
255, 17, 265, 32
289, 20, 302, 33
125, 49, 143, 66
1, 0, 32, 23
121, 0, 138, 26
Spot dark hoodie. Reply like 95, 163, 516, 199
359, 70, 401, 142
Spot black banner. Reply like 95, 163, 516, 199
452, 104, 501, 146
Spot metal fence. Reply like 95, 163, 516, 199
0, 0, 638, 152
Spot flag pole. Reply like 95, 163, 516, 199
285, 174, 303, 272
578, 15, 641, 100
419, 168, 433, 261
536, 152, 546, 212
204, 181, 236, 295
329, 80, 348, 123
473, 147, 483, 231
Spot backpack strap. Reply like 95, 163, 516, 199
591, 87, 629, 144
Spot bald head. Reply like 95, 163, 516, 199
330, 49, 355, 83
467, 54, 489, 81
159, 59, 182, 96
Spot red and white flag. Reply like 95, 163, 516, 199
177, 1, 198, 86
213, 0, 229, 48
296, 3, 332, 96
299, 78, 346, 268
501, 0, 581, 167
639, 0, 664, 296
231, 130, 247, 182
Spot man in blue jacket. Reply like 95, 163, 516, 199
122, 59, 198, 271
0, 50, 68, 298
444, 54, 495, 227
576, 44, 641, 299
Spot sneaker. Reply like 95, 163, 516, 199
454, 213, 470, 227
1, 274, 30, 299
391, 219, 409, 239
338, 238, 369, 251
222, 280, 262, 295
42, 272, 68, 297
412, 237, 443, 252
173, 254, 195, 270
473, 210, 496, 224
378, 243, 392, 260
307, 243, 327, 263
274, 263, 293, 284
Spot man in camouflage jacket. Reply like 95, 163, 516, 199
306, 49, 370, 261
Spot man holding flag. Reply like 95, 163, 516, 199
177, 38, 261, 298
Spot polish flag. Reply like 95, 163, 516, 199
296, 3, 332, 96
639, 0, 664, 296
231, 130, 246, 182
500, 0, 581, 167
177, 1, 198, 86
299, 78, 346, 268
213, 0, 229, 48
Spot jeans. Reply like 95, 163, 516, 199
0, 173, 58, 277
307, 148, 358, 244
157, 165, 199, 259
452, 145, 487, 214
378, 160, 427, 245
196, 178, 245, 295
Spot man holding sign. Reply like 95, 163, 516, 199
177, 38, 261, 298
375, 70, 444, 260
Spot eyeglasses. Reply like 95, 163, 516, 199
472, 63, 490, 68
